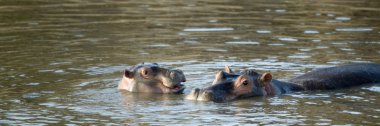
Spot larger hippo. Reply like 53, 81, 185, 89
186, 63, 380, 102
119, 63, 186, 93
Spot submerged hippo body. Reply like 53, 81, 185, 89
186, 63, 380, 102
119, 63, 186, 93
289, 63, 380, 90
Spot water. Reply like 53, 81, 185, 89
1, 0, 380, 125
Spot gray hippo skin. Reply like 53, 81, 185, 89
186, 63, 380, 102
119, 63, 186, 94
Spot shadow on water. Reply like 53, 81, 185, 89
0, 0, 380, 125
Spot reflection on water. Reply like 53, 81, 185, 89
1, 0, 380, 125
183, 28, 234, 32
336, 28, 373, 32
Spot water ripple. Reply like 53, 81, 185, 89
336, 28, 373, 32
278, 37, 298, 42
183, 28, 234, 32
256, 30, 272, 34
304, 30, 320, 34
225, 41, 260, 45
363, 85, 380, 93
335, 17, 351, 21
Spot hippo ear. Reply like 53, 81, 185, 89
212, 71, 225, 85
260, 72, 272, 83
224, 65, 234, 73
124, 69, 134, 78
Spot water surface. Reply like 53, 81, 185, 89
1, 0, 380, 125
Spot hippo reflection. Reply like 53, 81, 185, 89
119, 63, 186, 94
187, 63, 380, 102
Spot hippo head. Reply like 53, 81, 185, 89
186, 67, 273, 102
118, 63, 186, 94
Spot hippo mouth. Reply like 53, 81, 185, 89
172, 83, 185, 90
163, 82, 185, 93
172, 83, 186, 93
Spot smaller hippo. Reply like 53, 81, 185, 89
186, 63, 380, 102
119, 63, 186, 94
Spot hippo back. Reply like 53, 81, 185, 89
289, 63, 380, 90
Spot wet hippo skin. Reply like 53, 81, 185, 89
186, 63, 380, 102
119, 63, 186, 94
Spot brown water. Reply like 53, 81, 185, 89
1, 0, 380, 125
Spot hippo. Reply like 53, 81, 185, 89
119, 63, 186, 93
186, 63, 380, 102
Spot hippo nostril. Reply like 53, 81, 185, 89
203, 90, 214, 97
186, 88, 201, 100
196, 90, 214, 101
193, 88, 200, 93
205, 90, 213, 94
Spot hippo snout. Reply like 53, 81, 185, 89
186, 88, 216, 101
170, 69, 186, 82
200, 90, 213, 100
188, 80, 237, 102
185, 88, 201, 100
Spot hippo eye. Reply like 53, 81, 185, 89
141, 68, 150, 77
242, 80, 249, 86
143, 70, 148, 75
